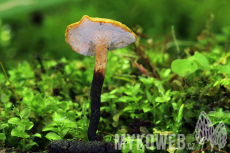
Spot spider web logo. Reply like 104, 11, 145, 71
195, 111, 227, 151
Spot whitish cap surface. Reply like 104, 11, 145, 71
65, 15, 137, 56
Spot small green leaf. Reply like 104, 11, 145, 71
64, 123, 77, 128
172, 102, 178, 110
45, 132, 62, 140
140, 126, 149, 134
101, 93, 118, 102
13, 106, 20, 116
1, 94, 9, 103
25, 142, 38, 150
112, 121, 118, 127
61, 129, 69, 138
22, 89, 34, 105
64, 120, 77, 128
59, 101, 72, 112
145, 89, 152, 102
33, 133, 42, 138
123, 104, 135, 112
171, 59, 197, 77
110, 88, 118, 94
11, 129, 30, 138
52, 112, 65, 124
17, 124, 26, 131
172, 80, 182, 88
185, 134, 196, 143
208, 108, 225, 118
45, 121, 57, 127
113, 113, 120, 122
42, 126, 59, 133
155, 96, 170, 102
5, 102, 12, 109
0, 123, 8, 129
160, 68, 171, 79
8, 117, 21, 124
20, 108, 31, 119
21, 119, 34, 130
184, 99, 195, 109
153, 80, 165, 95
100, 106, 111, 112
213, 78, 230, 88
67, 111, 76, 121
117, 96, 129, 103
142, 103, 152, 113
184, 110, 195, 118
155, 120, 161, 124
220, 63, 230, 77
133, 83, 141, 96
0, 133, 6, 140
101, 93, 109, 102
32, 94, 45, 108
155, 90, 171, 103
113, 76, 135, 83
138, 76, 154, 85
177, 104, 184, 123
124, 87, 133, 96
193, 52, 209, 69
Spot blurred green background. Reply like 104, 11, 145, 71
1, 0, 230, 68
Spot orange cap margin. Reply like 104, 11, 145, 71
65, 15, 137, 43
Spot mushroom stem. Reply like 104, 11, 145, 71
88, 40, 108, 141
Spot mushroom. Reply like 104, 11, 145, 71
65, 15, 136, 141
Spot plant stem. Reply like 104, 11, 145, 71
172, 25, 180, 59
0, 60, 21, 110
192, 146, 227, 153
88, 39, 108, 141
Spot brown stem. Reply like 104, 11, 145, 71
192, 146, 228, 153
0, 60, 21, 110
88, 39, 108, 141
98, 130, 115, 138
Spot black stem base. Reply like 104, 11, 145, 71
88, 70, 104, 141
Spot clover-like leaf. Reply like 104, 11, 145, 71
193, 52, 209, 69
171, 59, 197, 77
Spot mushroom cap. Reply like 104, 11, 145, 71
65, 15, 137, 56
